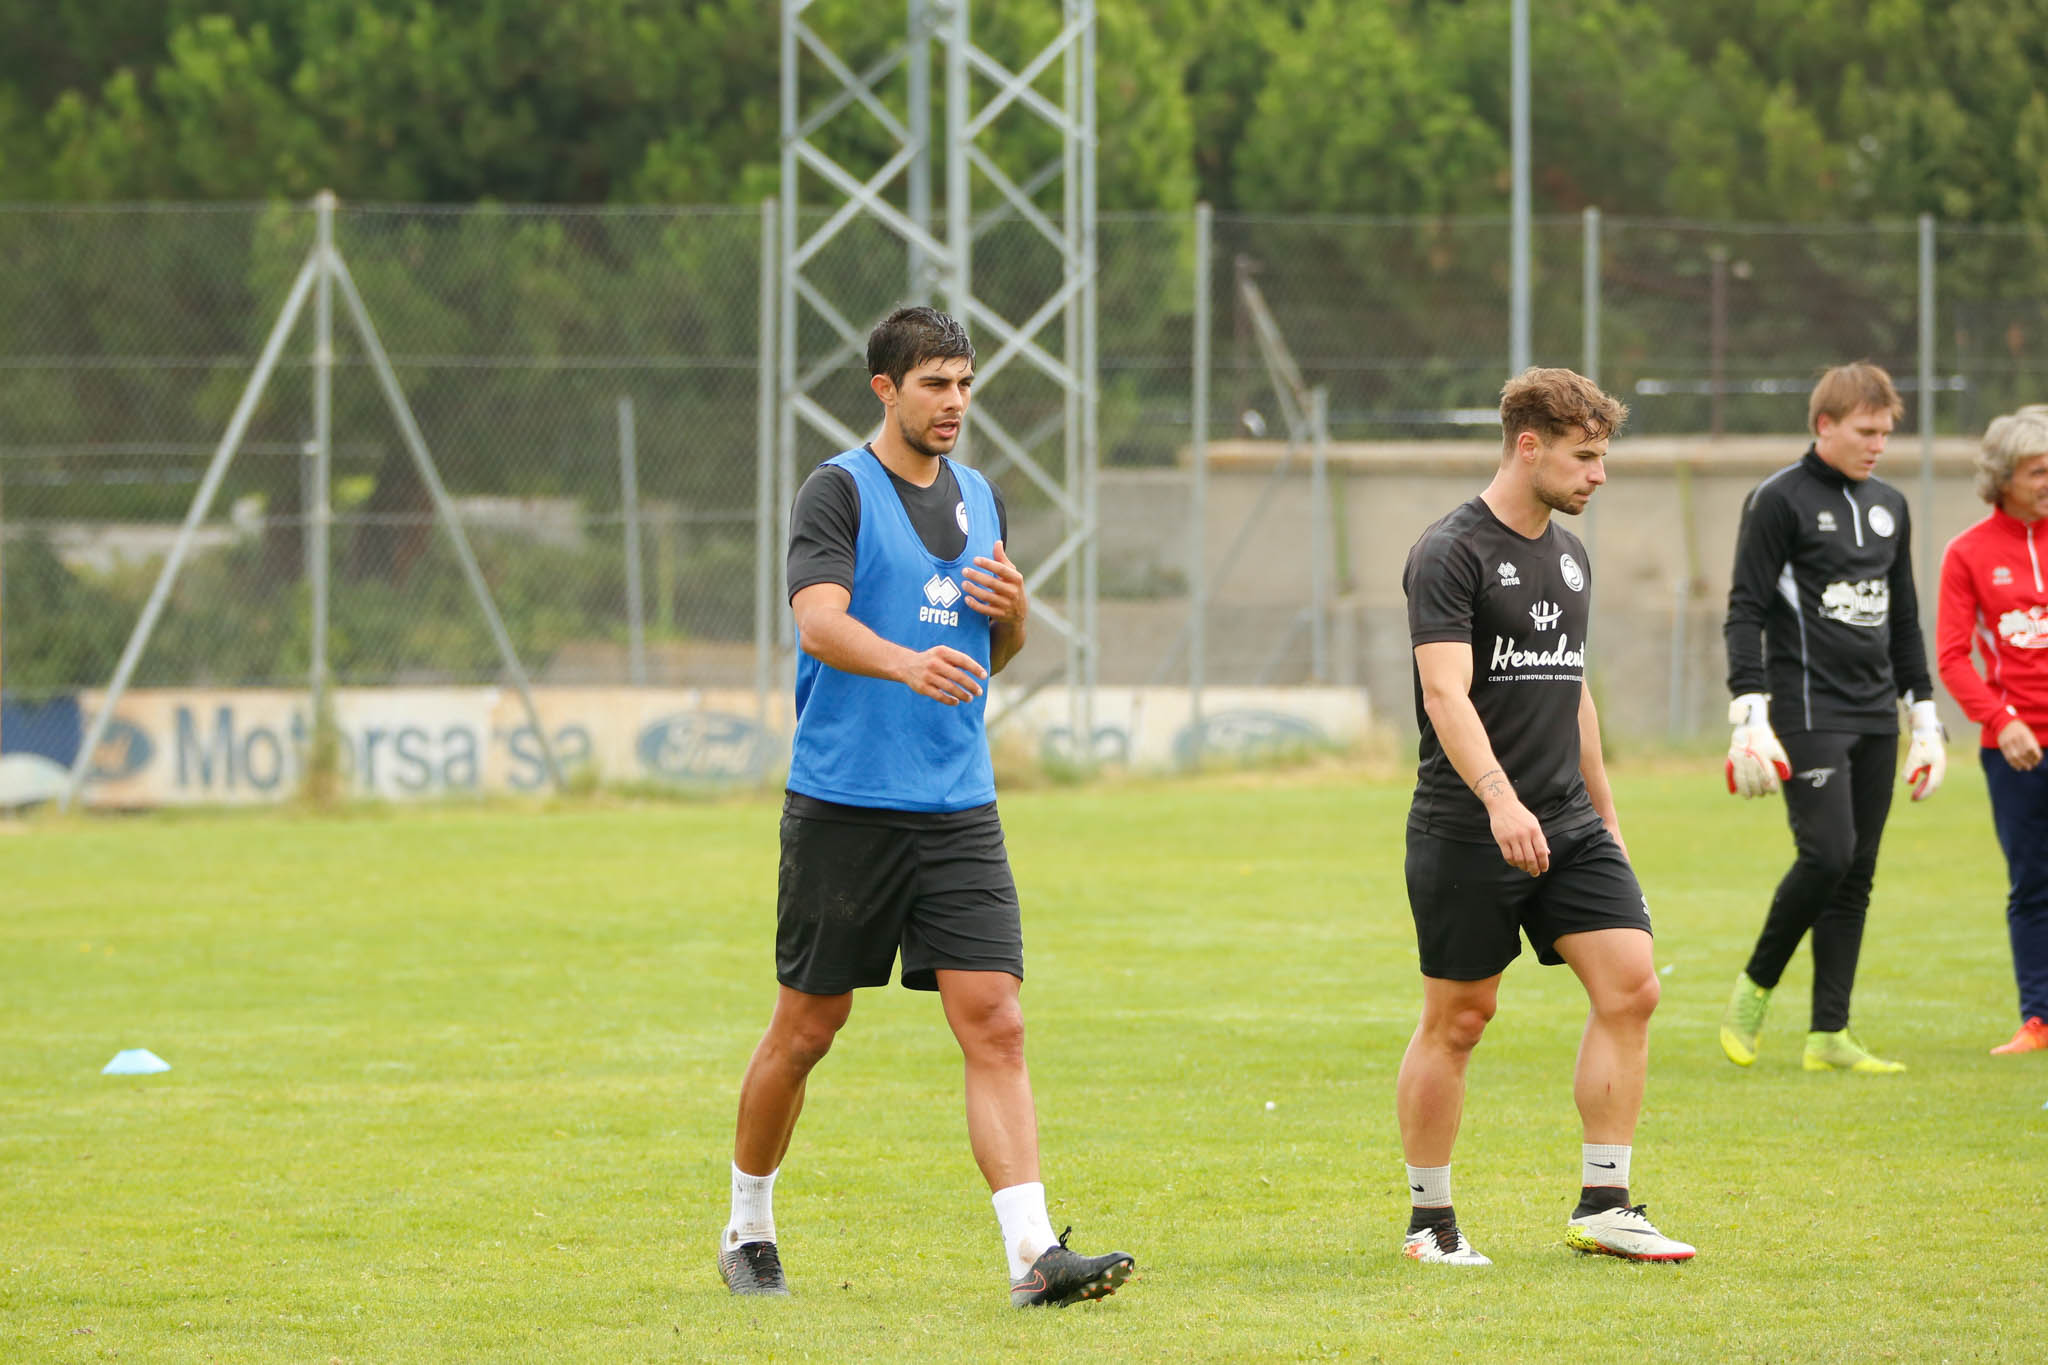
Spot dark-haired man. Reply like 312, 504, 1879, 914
718, 307, 1133, 1308
1395, 367, 1695, 1266
1718, 362, 1942, 1075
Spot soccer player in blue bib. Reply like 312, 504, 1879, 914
717, 307, 1133, 1308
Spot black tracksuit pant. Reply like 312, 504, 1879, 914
1744, 731, 1899, 1032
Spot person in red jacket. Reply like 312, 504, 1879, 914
1936, 405, 2048, 1055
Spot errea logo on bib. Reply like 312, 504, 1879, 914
921, 573, 963, 626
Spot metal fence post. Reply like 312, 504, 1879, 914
617, 395, 647, 686
1509, 0, 1531, 373
310, 191, 335, 730
1918, 212, 1937, 616
1582, 205, 1602, 687
756, 196, 779, 724
1582, 207, 1600, 384
1310, 385, 1329, 682
1189, 201, 1211, 759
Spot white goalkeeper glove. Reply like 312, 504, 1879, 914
1903, 698, 1947, 802
1726, 693, 1791, 798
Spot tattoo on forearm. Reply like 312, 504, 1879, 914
1470, 767, 1508, 799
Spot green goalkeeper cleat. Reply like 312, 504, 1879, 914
1719, 971, 1771, 1066
1802, 1028, 1906, 1074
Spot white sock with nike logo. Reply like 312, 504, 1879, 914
1405, 1163, 1452, 1210
991, 1181, 1058, 1280
1581, 1143, 1630, 1192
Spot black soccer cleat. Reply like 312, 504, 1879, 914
1009, 1226, 1134, 1307
719, 1238, 790, 1296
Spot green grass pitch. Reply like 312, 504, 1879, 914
2, 765, 2042, 1362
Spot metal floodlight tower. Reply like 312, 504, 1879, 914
778, 0, 1099, 760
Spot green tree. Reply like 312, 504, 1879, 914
1233, 0, 1501, 215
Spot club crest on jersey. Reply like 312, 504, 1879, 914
1816, 509, 1837, 533
1998, 605, 2048, 648
921, 573, 963, 626
1496, 561, 1521, 587
1560, 552, 1584, 592
1994, 565, 2015, 586
955, 500, 969, 534
1867, 505, 1895, 538
1530, 600, 1562, 632
1820, 578, 1889, 627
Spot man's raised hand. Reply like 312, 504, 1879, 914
963, 540, 1027, 625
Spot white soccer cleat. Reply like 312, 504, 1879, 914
1564, 1205, 1696, 1262
1402, 1223, 1492, 1266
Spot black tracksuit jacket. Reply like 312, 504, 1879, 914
1723, 447, 1933, 736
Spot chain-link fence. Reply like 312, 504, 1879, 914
0, 202, 767, 708
5, 203, 2048, 744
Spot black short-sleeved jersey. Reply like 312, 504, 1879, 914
1403, 496, 1597, 843
786, 447, 1009, 600
1722, 447, 1931, 735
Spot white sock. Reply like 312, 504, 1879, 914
991, 1181, 1059, 1280
724, 1162, 777, 1250
1582, 1143, 1631, 1191
1405, 1163, 1453, 1210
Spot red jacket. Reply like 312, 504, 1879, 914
1937, 506, 2048, 747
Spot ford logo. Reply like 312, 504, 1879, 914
92, 717, 156, 780
636, 712, 775, 783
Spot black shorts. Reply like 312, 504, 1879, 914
1405, 819, 1652, 980
775, 793, 1024, 994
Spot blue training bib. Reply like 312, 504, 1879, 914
787, 449, 1000, 812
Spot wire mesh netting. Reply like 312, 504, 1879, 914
5, 203, 2048, 738
0, 203, 768, 700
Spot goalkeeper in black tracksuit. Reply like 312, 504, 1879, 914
1717, 363, 1945, 1075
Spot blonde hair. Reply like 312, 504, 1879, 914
1808, 362, 1904, 433
1499, 367, 1628, 453
1976, 408, 2048, 504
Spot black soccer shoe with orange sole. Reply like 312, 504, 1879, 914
1009, 1227, 1135, 1307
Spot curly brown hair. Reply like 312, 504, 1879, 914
1498, 367, 1628, 453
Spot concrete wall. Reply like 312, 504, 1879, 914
1015, 434, 1992, 742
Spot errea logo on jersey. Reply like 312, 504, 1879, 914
921, 573, 963, 626
1496, 562, 1521, 587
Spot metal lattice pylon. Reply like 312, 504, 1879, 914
777, 0, 1098, 759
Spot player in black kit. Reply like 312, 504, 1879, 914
1395, 368, 1695, 1267
1718, 362, 1945, 1075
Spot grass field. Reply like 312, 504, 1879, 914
3, 763, 2043, 1362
